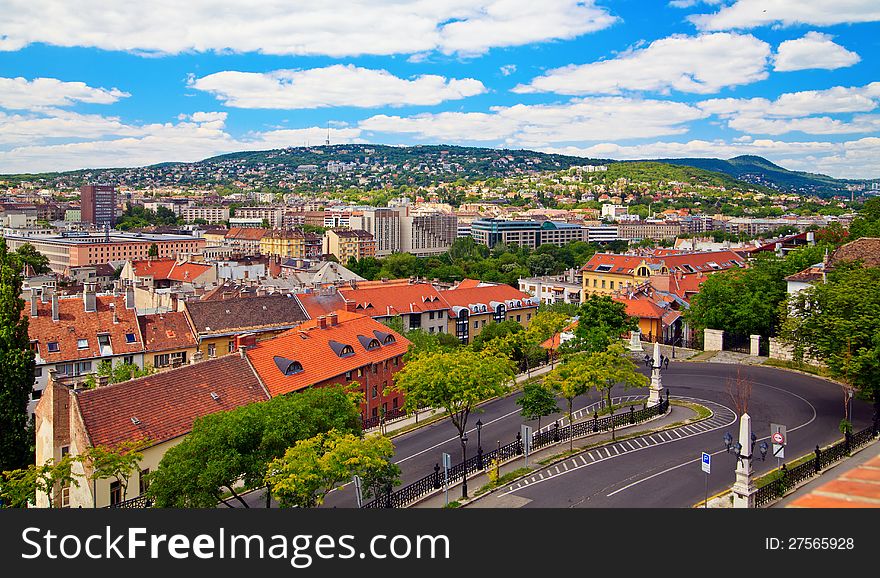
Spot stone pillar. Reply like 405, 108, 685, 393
648, 341, 663, 406
731, 412, 757, 508
750, 335, 761, 357
629, 329, 643, 352
703, 328, 723, 351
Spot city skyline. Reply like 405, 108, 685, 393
0, 1, 878, 177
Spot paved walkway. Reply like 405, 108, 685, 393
414, 403, 697, 508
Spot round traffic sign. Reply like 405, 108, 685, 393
772, 432, 784, 444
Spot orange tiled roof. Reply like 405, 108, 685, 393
339, 282, 449, 317
296, 291, 346, 319
131, 258, 213, 282
541, 321, 578, 350
25, 295, 143, 362
454, 278, 482, 289
614, 294, 666, 319
582, 250, 744, 275
75, 354, 268, 448
246, 310, 410, 397
138, 311, 197, 353
225, 227, 269, 241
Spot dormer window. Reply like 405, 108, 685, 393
125, 333, 137, 343
383, 334, 396, 344
77, 338, 89, 349
47, 342, 59, 353
328, 340, 356, 358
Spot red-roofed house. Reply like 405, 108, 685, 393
246, 310, 410, 419
225, 227, 269, 256
138, 311, 198, 370
338, 280, 451, 333
24, 283, 144, 412
34, 354, 269, 508
120, 257, 217, 288
440, 281, 539, 344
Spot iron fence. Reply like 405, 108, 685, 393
105, 495, 153, 509
755, 422, 879, 507
361, 406, 409, 431
363, 394, 670, 508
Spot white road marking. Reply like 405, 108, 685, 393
627, 441, 636, 450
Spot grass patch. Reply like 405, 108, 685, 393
443, 500, 461, 508
474, 467, 533, 496
762, 358, 832, 378
671, 399, 712, 421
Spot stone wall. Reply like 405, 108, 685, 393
703, 328, 723, 351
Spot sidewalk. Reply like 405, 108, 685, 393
367, 362, 556, 437
414, 402, 698, 508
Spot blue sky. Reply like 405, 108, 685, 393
0, 0, 878, 177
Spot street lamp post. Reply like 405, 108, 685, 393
725, 414, 768, 508
461, 434, 469, 499
476, 420, 483, 469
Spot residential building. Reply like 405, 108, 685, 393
66, 263, 117, 290
180, 206, 230, 224
587, 225, 619, 243
323, 228, 377, 262
2, 232, 206, 274
224, 227, 269, 256
337, 279, 450, 333
138, 311, 198, 370
233, 206, 283, 228
80, 184, 116, 228
601, 204, 628, 221
120, 258, 217, 289
245, 310, 410, 419
441, 280, 539, 344
519, 269, 582, 305
0, 203, 38, 228
34, 354, 268, 508
183, 294, 309, 359
259, 229, 322, 260
24, 284, 144, 412
350, 208, 402, 257
401, 211, 458, 257
617, 221, 683, 241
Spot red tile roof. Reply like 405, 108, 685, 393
226, 227, 269, 241
138, 311, 197, 353
130, 258, 214, 282
454, 278, 482, 289
441, 283, 537, 318
339, 282, 449, 317
25, 295, 142, 362
246, 310, 410, 397
75, 354, 268, 448
581, 250, 745, 275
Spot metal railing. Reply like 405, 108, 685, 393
105, 495, 153, 509
755, 421, 879, 507
363, 393, 671, 508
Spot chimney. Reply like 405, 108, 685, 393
344, 300, 356, 312
30, 288, 39, 317
191, 349, 204, 364
328, 312, 338, 326
41, 286, 49, 303
110, 302, 118, 324
96, 374, 110, 388
51, 290, 59, 322
317, 316, 327, 329
806, 231, 815, 245
235, 333, 257, 351
83, 282, 96, 313
125, 282, 135, 309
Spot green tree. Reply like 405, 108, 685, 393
82, 440, 147, 503
2, 455, 82, 508
543, 354, 592, 451
393, 349, 515, 466
780, 266, 880, 423
148, 385, 362, 508
0, 466, 37, 508
148, 243, 159, 258
516, 382, 559, 432
470, 319, 523, 351
0, 239, 34, 471
848, 198, 880, 240
580, 343, 649, 440
265, 430, 397, 508
568, 294, 637, 353
14, 243, 51, 275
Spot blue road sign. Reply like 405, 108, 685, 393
701, 452, 711, 474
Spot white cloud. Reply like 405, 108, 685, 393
691, 0, 880, 31
0, 76, 129, 110
699, 82, 880, 135
514, 33, 770, 95
774, 32, 860, 72
500, 65, 517, 76
359, 97, 708, 145
542, 137, 880, 178
190, 65, 486, 109
0, 0, 617, 57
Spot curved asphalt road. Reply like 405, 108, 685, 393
478, 363, 873, 508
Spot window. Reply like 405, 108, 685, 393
31, 389, 42, 401
207, 344, 216, 358
98, 334, 111, 350
373, 363, 378, 374
392, 397, 398, 409
61, 484, 70, 508
110, 481, 122, 506
428, 327, 434, 333
345, 371, 352, 381
610, 281, 614, 289
408, 313, 421, 331
371, 407, 378, 418
358, 367, 364, 377
29, 341, 39, 354
527, 313, 532, 321
77, 338, 89, 349
371, 385, 377, 399
123, 355, 134, 365
154, 354, 171, 368
228, 340, 236, 353
393, 356, 399, 367
592, 279, 597, 288
125, 333, 136, 343
429, 311, 435, 320
34, 367, 42, 378
516, 315, 521, 322
601, 280, 606, 289
473, 320, 479, 329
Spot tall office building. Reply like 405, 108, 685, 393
80, 184, 116, 228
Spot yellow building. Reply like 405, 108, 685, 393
581, 254, 664, 297
259, 229, 322, 260
440, 281, 539, 344
323, 228, 377, 262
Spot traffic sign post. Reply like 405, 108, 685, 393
521, 425, 533, 466
442, 452, 451, 506
701, 452, 711, 508
770, 423, 786, 469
